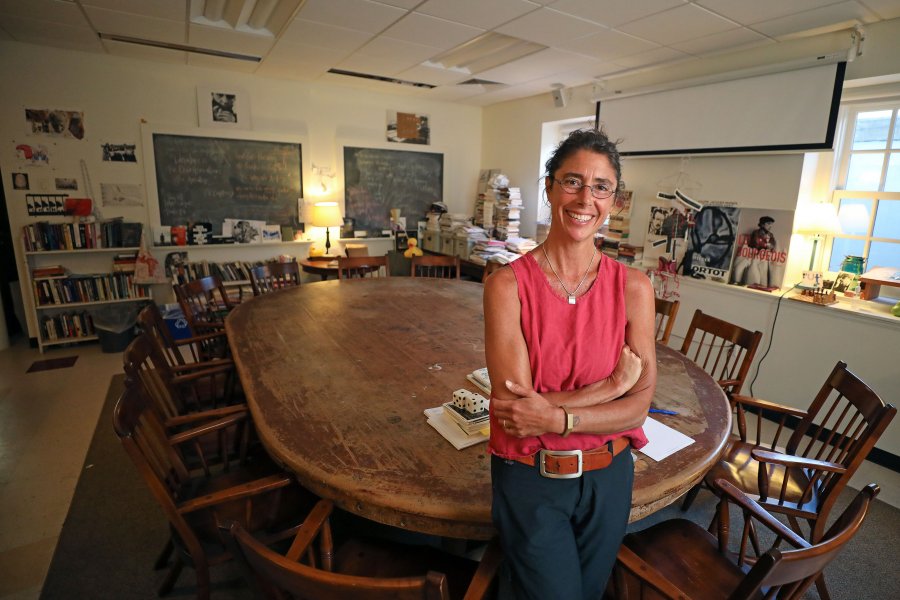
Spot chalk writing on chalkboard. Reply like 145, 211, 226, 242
343, 146, 442, 233
153, 134, 302, 235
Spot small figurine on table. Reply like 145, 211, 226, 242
404, 237, 424, 258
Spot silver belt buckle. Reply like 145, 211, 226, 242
539, 449, 583, 479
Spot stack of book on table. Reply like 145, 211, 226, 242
424, 381, 492, 450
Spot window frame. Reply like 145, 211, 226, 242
825, 101, 900, 273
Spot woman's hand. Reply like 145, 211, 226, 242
609, 345, 643, 395
492, 380, 561, 438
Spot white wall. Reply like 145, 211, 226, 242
481, 20, 900, 455
0, 41, 482, 338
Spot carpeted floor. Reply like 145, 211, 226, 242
41, 376, 900, 599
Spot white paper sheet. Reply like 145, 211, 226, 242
639, 416, 695, 461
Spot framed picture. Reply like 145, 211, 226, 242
197, 85, 251, 129
386, 111, 429, 144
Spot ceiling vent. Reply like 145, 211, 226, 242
326, 69, 435, 89
458, 78, 503, 86
423, 32, 546, 75
191, 0, 303, 36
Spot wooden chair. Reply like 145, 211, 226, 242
226, 498, 502, 600
481, 261, 503, 283
337, 256, 390, 279
411, 255, 460, 279
249, 261, 301, 296
653, 297, 679, 345
345, 243, 369, 257
113, 380, 317, 600
174, 275, 235, 334
136, 303, 234, 388
610, 479, 879, 600
682, 361, 895, 599
678, 309, 762, 397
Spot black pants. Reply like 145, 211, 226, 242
491, 448, 633, 600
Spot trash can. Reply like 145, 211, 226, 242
90, 303, 140, 353
160, 303, 191, 340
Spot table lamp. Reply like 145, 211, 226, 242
310, 201, 343, 256
795, 202, 841, 287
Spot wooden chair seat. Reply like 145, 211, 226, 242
621, 519, 747, 600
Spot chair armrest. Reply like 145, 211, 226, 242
168, 412, 247, 446
174, 330, 228, 345
463, 537, 503, 600
714, 479, 811, 549
170, 363, 234, 384
164, 404, 247, 427
177, 473, 293, 514
170, 358, 234, 374
614, 544, 691, 600
730, 394, 808, 419
751, 449, 847, 474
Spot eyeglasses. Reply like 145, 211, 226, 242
553, 177, 616, 200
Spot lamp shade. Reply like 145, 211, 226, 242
310, 201, 343, 228
795, 203, 842, 236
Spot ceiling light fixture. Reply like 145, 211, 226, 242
424, 32, 546, 75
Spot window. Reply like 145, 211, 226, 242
828, 105, 900, 272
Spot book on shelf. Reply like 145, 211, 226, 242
31, 265, 67, 279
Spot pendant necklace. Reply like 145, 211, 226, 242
541, 244, 597, 305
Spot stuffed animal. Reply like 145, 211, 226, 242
404, 237, 424, 258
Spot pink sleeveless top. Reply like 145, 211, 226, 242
488, 253, 648, 458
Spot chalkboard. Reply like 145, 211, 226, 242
152, 133, 302, 234
343, 146, 442, 233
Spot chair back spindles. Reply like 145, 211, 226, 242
679, 309, 762, 398
337, 256, 390, 279
249, 261, 301, 296
411, 255, 460, 279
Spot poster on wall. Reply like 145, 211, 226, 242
387, 111, 430, 144
679, 204, 741, 283
197, 86, 251, 129
643, 203, 690, 268
728, 208, 794, 290
24, 108, 85, 139
101, 142, 137, 162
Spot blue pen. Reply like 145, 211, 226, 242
649, 408, 678, 415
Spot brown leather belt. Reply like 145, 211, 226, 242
511, 437, 630, 479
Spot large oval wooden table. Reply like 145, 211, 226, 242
226, 278, 731, 541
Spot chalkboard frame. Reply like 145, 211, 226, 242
141, 123, 304, 236
342, 146, 443, 235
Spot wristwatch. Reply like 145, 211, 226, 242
561, 405, 575, 437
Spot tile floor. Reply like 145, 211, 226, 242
0, 333, 896, 599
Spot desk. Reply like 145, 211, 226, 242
859, 267, 900, 300
298, 257, 339, 280
226, 279, 730, 540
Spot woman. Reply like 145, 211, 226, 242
484, 129, 657, 599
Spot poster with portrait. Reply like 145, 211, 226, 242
387, 111, 430, 144
729, 208, 794, 289
679, 205, 741, 283
197, 85, 251, 130
24, 108, 85, 139
642, 204, 690, 268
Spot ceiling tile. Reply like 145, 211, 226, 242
476, 47, 603, 85
80, 0, 186, 22
356, 35, 443, 63
372, 0, 421, 9
611, 45, 690, 69
694, 0, 847, 26
101, 38, 187, 64
297, 0, 407, 34
617, 3, 740, 45
424, 84, 492, 102
83, 6, 186, 45
188, 23, 276, 57
670, 26, 768, 55
416, 0, 540, 29
750, 2, 880, 39
0, 0, 85, 25
550, 0, 686, 28
280, 19, 373, 54
3, 16, 103, 51
188, 52, 259, 72
496, 7, 606, 47
396, 63, 471, 86
558, 29, 659, 60
381, 12, 483, 50
0, 27, 12, 40
256, 40, 340, 78
861, 0, 900, 19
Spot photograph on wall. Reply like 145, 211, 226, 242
197, 86, 251, 129
15, 143, 50, 166
54, 177, 78, 190
642, 203, 690, 269
101, 142, 137, 162
12, 172, 29, 190
679, 204, 741, 283
24, 108, 85, 139
101, 182, 144, 207
387, 111, 430, 145
729, 208, 794, 290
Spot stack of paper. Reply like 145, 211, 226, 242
467, 367, 491, 395
424, 407, 488, 450
638, 417, 695, 461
